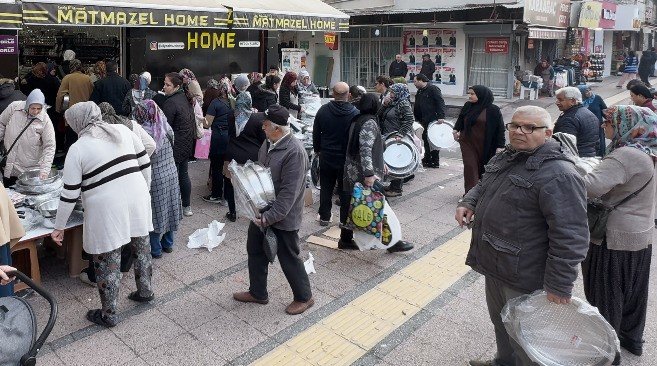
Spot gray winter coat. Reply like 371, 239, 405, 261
459, 140, 590, 297
258, 133, 308, 231
554, 104, 600, 157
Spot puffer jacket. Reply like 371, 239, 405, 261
554, 104, 600, 157
252, 85, 278, 112
0, 101, 56, 178
0, 83, 25, 114
459, 140, 590, 297
160, 90, 195, 164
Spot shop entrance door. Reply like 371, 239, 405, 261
467, 37, 510, 97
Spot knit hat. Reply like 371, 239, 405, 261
234, 74, 250, 92
25, 89, 46, 113
265, 105, 289, 126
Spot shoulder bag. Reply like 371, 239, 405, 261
0, 117, 38, 171
588, 172, 654, 240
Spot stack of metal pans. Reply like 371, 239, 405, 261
383, 133, 420, 179
14, 169, 63, 196
228, 160, 276, 219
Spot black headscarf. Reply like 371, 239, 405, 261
458, 85, 494, 135
349, 93, 381, 156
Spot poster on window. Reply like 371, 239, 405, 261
402, 28, 463, 95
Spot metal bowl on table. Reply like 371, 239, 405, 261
37, 198, 59, 218
18, 168, 61, 186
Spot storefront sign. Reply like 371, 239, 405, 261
187, 32, 235, 50
578, 1, 602, 29
149, 42, 185, 51
0, 2, 21, 29
324, 32, 338, 50
21, 2, 349, 32
239, 41, 260, 48
524, 0, 571, 28
599, 2, 617, 29
485, 38, 509, 54
0, 34, 17, 54
529, 27, 567, 39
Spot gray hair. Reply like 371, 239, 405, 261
513, 105, 554, 130
277, 124, 290, 134
556, 87, 582, 103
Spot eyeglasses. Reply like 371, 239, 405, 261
505, 123, 548, 134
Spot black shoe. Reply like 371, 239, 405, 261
128, 291, 155, 303
403, 174, 415, 183
162, 247, 173, 253
151, 253, 162, 259
387, 240, 414, 253
338, 239, 359, 250
86, 309, 116, 328
384, 189, 402, 197
226, 212, 237, 222
334, 198, 341, 206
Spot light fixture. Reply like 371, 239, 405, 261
374, 29, 380, 36
422, 29, 428, 37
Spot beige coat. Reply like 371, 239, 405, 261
0, 184, 25, 248
0, 101, 56, 178
56, 72, 93, 112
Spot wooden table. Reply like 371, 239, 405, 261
11, 213, 85, 292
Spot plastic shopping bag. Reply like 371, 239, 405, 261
194, 129, 212, 160
502, 290, 620, 366
353, 199, 402, 251
344, 183, 385, 238
187, 221, 227, 252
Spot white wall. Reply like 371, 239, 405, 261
284, 31, 341, 87
604, 31, 614, 76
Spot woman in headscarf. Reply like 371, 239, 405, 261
203, 79, 221, 115
377, 83, 414, 197
223, 79, 266, 222
123, 73, 157, 118
280, 71, 303, 118
202, 78, 234, 204
629, 83, 657, 112
581, 105, 657, 363
246, 72, 263, 96
179, 68, 203, 104
134, 100, 182, 257
349, 85, 366, 106
578, 85, 608, 157
89, 61, 106, 84
51, 101, 153, 328
452, 85, 505, 194
297, 69, 318, 105
534, 59, 555, 96
0, 89, 56, 186
57, 49, 76, 79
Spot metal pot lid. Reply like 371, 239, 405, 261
427, 121, 457, 149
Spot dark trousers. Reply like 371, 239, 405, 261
210, 154, 225, 198
639, 71, 651, 86
224, 176, 236, 214
421, 128, 439, 163
246, 222, 312, 302
582, 241, 652, 352
598, 127, 606, 157
485, 276, 536, 366
339, 185, 354, 242
318, 159, 345, 221
0, 243, 13, 297
176, 158, 191, 207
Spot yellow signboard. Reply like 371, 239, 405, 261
578, 1, 603, 29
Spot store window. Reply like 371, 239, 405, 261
341, 27, 401, 88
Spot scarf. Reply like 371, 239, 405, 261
207, 79, 219, 90
605, 105, 657, 159
234, 91, 253, 137
134, 99, 171, 152
179, 68, 197, 83
458, 85, 494, 135
64, 102, 122, 143
578, 85, 595, 107
99, 102, 132, 128
384, 83, 411, 117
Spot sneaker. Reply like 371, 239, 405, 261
319, 219, 330, 227
316, 213, 332, 223
225, 212, 237, 222
183, 206, 193, 217
202, 195, 224, 204
79, 272, 96, 287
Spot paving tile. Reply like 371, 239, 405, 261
36, 349, 66, 366
158, 291, 226, 331
228, 294, 300, 337
322, 255, 386, 283
157, 248, 243, 285
194, 269, 254, 311
55, 329, 137, 366
190, 308, 270, 360
310, 263, 361, 298
110, 308, 186, 355
140, 333, 226, 366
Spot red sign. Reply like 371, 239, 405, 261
485, 38, 509, 54
599, 1, 617, 29
324, 32, 338, 50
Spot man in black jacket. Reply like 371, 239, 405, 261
389, 54, 408, 78
554, 87, 599, 157
420, 54, 436, 79
638, 47, 657, 86
90, 60, 132, 116
413, 74, 446, 168
313, 82, 359, 226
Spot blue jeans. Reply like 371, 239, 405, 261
0, 243, 13, 297
150, 231, 174, 256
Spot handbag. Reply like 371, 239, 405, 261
0, 117, 38, 171
345, 182, 386, 238
587, 173, 653, 240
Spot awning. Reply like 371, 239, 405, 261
21, 0, 350, 32
0, 1, 21, 29
528, 27, 567, 39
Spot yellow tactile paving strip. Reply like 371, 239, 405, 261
252, 230, 472, 366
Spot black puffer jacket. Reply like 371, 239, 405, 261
413, 84, 445, 125
160, 90, 195, 164
0, 82, 25, 113
90, 72, 132, 116
252, 85, 278, 112
554, 104, 599, 157
225, 112, 266, 164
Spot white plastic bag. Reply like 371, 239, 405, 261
502, 290, 620, 366
353, 199, 402, 251
304, 252, 316, 274
187, 220, 227, 252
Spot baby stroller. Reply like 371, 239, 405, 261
0, 271, 58, 366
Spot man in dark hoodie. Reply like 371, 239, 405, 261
313, 82, 359, 226
90, 60, 132, 116
0, 79, 25, 114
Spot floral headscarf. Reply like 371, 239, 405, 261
386, 83, 411, 106
179, 68, 196, 84
134, 100, 171, 152
234, 91, 253, 137
249, 72, 263, 84
64, 102, 122, 143
207, 79, 219, 90
99, 102, 132, 129
604, 105, 657, 159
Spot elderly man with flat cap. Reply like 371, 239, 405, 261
233, 104, 314, 315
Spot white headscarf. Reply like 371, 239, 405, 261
64, 102, 122, 143
63, 50, 76, 61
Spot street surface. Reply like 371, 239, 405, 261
28, 76, 656, 365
